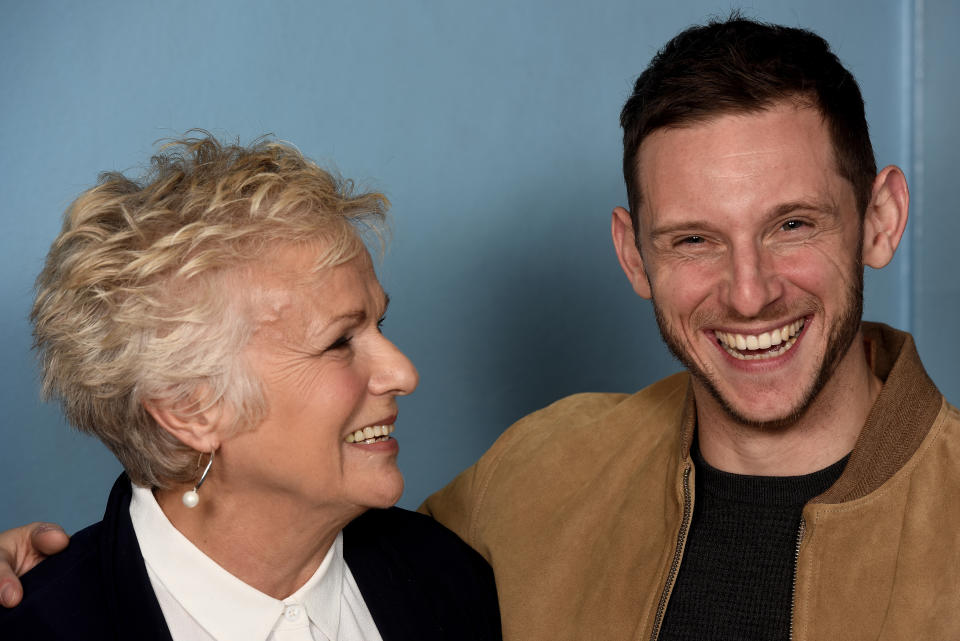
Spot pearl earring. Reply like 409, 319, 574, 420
182, 449, 215, 508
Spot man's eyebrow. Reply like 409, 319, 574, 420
648, 199, 841, 238
649, 221, 715, 238
768, 199, 840, 218
647, 217, 726, 241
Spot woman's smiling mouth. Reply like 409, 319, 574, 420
714, 319, 805, 361
344, 424, 395, 444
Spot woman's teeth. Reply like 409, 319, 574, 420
715, 319, 805, 360
344, 424, 395, 444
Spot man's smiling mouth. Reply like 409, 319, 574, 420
714, 319, 805, 361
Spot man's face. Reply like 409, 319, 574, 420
630, 103, 865, 428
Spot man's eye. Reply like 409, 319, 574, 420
782, 219, 806, 231
681, 235, 705, 245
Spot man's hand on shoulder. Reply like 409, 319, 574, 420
0, 522, 69, 607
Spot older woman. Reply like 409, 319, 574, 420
0, 134, 500, 640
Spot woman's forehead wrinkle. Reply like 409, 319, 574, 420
242, 253, 391, 347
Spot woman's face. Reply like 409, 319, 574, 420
218, 244, 418, 517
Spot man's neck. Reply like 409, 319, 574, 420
695, 332, 883, 476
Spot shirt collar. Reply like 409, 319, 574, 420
129, 482, 343, 640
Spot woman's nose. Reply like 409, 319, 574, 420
369, 337, 419, 396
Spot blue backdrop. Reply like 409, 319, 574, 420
2, 0, 957, 533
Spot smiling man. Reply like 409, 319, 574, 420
615, 102, 883, 472
422, 16, 960, 641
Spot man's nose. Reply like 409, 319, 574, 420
722, 244, 784, 318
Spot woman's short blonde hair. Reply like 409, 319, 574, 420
32, 132, 388, 488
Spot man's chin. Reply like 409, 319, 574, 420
722, 407, 809, 432
695, 374, 815, 431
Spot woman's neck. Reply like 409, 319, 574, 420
154, 478, 363, 599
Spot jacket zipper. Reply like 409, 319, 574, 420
649, 464, 693, 641
789, 517, 806, 641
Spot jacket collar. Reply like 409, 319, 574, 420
99, 473, 174, 640
676, 322, 942, 503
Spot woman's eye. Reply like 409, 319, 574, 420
327, 335, 352, 351
377, 316, 386, 332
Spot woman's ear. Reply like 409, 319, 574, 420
143, 390, 225, 453
611, 206, 653, 299
862, 165, 909, 269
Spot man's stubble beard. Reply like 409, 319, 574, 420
650, 258, 864, 432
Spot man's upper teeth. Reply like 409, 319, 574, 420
717, 320, 804, 351
344, 424, 395, 443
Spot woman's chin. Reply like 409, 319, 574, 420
367, 473, 404, 509
342, 466, 405, 512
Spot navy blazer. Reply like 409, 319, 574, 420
0, 474, 501, 641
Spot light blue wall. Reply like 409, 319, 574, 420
0, 0, 953, 533
912, 0, 960, 401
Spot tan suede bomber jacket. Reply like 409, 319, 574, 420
421, 323, 960, 641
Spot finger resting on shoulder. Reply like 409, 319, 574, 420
30, 522, 69, 556
0, 522, 69, 607
0, 573, 22, 608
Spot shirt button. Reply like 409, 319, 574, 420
284, 605, 301, 621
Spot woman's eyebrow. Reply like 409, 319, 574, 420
314, 293, 391, 331
380, 293, 391, 317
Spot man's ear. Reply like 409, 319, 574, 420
862, 165, 909, 269
143, 391, 224, 453
612, 206, 652, 299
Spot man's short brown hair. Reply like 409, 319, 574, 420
621, 15, 877, 233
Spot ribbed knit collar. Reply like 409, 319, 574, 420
690, 441, 848, 507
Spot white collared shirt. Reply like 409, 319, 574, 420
129, 483, 383, 641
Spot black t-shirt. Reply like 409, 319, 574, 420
658, 442, 848, 641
